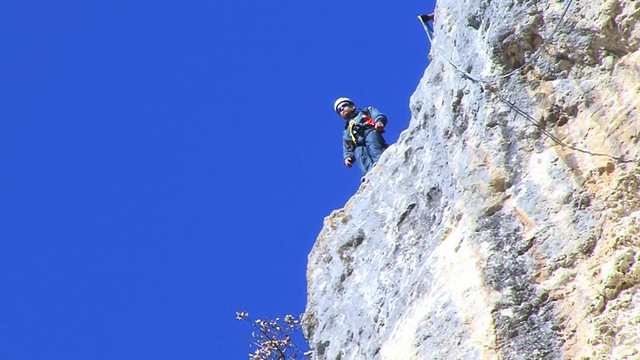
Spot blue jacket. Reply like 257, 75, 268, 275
342, 106, 387, 161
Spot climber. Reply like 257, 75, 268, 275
334, 97, 388, 176
418, 13, 435, 24
418, 12, 435, 35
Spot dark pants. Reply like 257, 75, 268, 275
355, 130, 387, 175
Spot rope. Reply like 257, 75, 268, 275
417, 1, 635, 164
491, 88, 631, 163
419, 0, 575, 84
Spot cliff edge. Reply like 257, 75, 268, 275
303, 0, 640, 359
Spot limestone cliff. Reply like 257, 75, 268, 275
303, 0, 640, 359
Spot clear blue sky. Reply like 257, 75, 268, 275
0, 1, 434, 358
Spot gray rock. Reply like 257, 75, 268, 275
304, 0, 640, 358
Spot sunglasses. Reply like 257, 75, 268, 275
337, 102, 352, 112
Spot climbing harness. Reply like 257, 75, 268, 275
348, 120, 358, 145
347, 113, 377, 146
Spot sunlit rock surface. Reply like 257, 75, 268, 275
303, 0, 640, 358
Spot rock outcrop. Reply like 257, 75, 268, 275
303, 0, 640, 358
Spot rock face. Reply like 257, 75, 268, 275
303, 0, 640, 359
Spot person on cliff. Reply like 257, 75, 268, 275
334, 97, 388, 176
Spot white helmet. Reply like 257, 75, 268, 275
334, 97, 354, 113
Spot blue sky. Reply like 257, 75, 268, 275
0, 1, 434, 358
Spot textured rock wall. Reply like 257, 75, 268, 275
303, 0, 640, 359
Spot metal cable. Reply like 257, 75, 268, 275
417, 0, 635, 163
